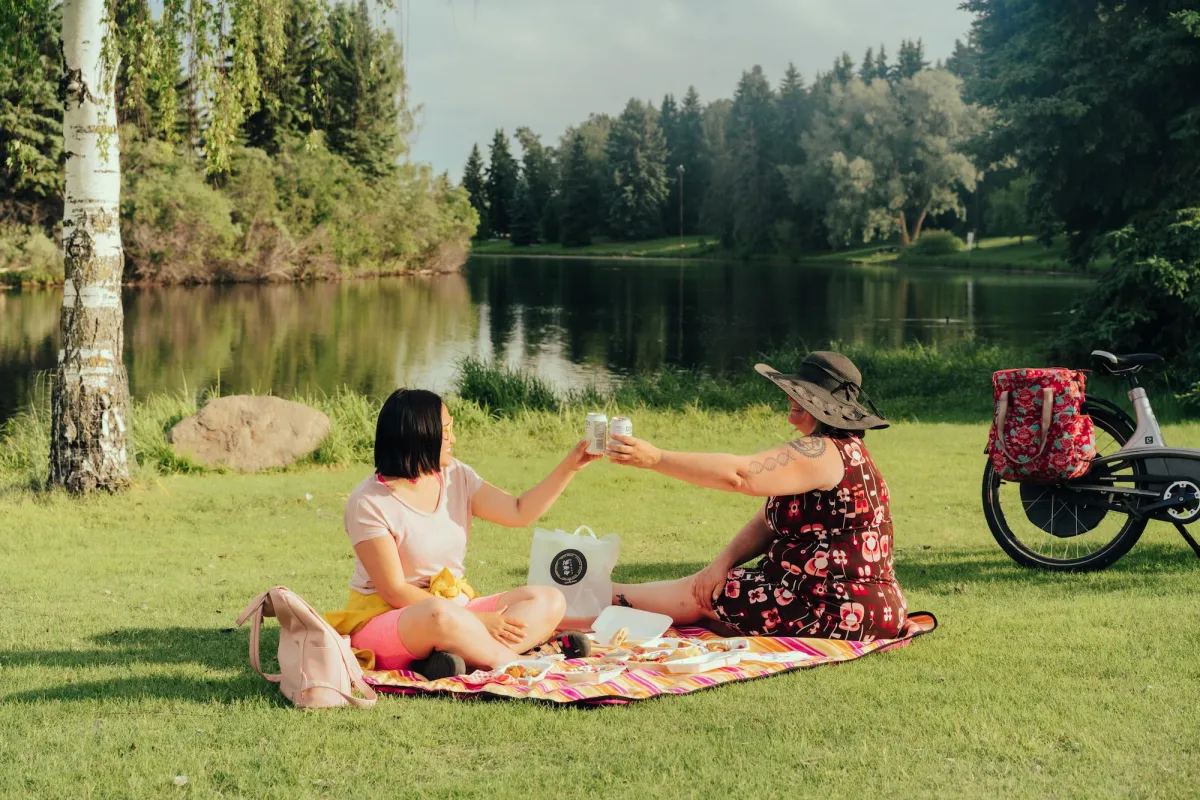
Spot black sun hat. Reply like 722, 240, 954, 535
755, 351, 888, 431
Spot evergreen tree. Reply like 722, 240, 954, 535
833, 52, 855, 84
728, 66, 779, 253
605, 98, 669, 240
875, 44, 890, 80
462, 143, 489, 238
859, 47, 876, 82
514, 127, 554, 239
776, 63, 809, 164
485, 129, 518, 236
700, 98, 734, 246
242, 0, 330, 154
324, 0, 409, 179
563, 113, 612, 239
0, 0, 62, 225
509, 175, 539, 246
675, 86, 708, 235
660, 93, 682, 234
894, 38, 928, 80
775, 63, 818, 248
540, 194, 561, 244
945, 36, 981, 101
559, 133, 594, 246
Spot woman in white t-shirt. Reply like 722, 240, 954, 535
326, 388, 598, 680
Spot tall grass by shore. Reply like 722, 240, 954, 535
459, 341, 1036, 420
3, 340, 1193, 489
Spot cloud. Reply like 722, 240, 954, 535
399, 1, 974, 177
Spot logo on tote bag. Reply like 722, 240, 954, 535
550, 549, 588, 585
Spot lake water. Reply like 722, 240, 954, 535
0, 256, 1089, 425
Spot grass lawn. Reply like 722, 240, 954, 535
896, 236, 1111, 273
470, 235, 717, 259
469, 234, 1104, 275
2, 410, 1199, 798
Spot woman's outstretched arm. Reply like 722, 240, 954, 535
606, 434, 844, 497
471, 439, 601, 527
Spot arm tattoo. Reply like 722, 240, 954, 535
615, 593, 632, 608
746, 437, 827, 475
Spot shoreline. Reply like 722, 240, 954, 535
470, 248, 1093, 277
0, 264, 466, 292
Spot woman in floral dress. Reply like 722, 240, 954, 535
605, 352, 906, 641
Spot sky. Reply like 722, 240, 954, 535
392, 1, 976, 179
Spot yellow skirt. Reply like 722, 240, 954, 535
324, 568, 477, 669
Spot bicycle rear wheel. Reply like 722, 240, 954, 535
982, 400, 1148, 571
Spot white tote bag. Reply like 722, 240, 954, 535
526, 525, 621, 618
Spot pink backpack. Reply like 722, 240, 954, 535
236, 586, 377, 709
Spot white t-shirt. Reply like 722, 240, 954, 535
343, 460, 485, 601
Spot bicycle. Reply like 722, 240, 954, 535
982, 350, 1200, 571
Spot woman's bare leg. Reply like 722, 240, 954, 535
489, 585, 566, 652
607, 579, 742, 637
610, 577, 711, 626
394, 598, 519, 670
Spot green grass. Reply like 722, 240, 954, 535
2, 410, 1199, 797
898, 236, 1113, 273
470, 235, 719, 259
469, 233, 1108, 274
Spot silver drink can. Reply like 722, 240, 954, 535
610, 416, 633, 439
585, 412, 608, 455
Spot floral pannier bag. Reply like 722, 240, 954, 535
986, 368, 1096, 483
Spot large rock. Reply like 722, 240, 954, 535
168, 395, 330, 472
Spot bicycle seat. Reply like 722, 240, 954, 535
1091, 350, 1164, 373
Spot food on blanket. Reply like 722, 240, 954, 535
558, 663, 613, 674
705, 641, 732, 653
504, 665, 543, 679
627, 650, 672, 664
610, 627, 630, 648
665, 645, 703, 661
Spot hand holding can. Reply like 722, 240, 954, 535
585, 412, 608, 455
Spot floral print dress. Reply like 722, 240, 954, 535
714, 435, 907, 641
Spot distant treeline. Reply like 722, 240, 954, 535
462, 39, 1026, 256
467, 1, 1200, 408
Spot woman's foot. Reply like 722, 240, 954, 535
410, 651, 466, 680
526, 631, 593, 660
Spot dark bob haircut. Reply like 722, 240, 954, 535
374, 388, 444, 479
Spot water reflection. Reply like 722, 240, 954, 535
0, 256, 1088, 424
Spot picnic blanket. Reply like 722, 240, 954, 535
363, 611, 937, 706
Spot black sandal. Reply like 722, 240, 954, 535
410, 651, 466, 680
530, 631, 592, 660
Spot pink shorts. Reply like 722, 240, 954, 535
350, 593, 504, 671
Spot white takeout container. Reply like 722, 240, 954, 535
634, 637, 698, 652
591, 606, 672, 646
557, 663, 626, 685
694, 637, 750, 654
739, 651, 813, 665
496, 659, 557, 685
662, 651, 744, 674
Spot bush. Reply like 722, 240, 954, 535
0, 224, 63, 284
908, 230, 967, 256
121, 129, 239, 283
1055, 209, 1200, 408
114, 126, 478, 284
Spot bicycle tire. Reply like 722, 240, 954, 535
982, 400, 1149, 571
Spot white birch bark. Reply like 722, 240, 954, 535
50, 0, 131, 493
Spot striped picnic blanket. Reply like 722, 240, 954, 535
363, 611, 937, 705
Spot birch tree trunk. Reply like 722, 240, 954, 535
50, 0, 131, 493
